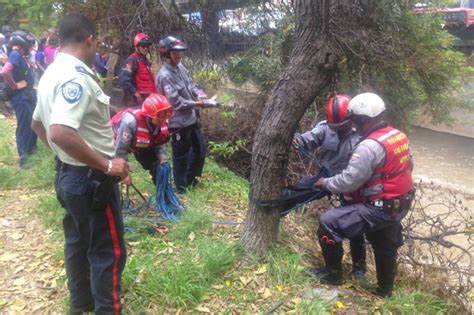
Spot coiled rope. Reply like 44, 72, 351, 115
155, 162, 184, 221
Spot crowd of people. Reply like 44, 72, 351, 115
2, 12, 414, 314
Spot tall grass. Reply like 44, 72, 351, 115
0, 118, 55, 189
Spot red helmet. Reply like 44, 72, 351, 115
326, 95, 351, 127
142, 93, 174, 120
133, 33, 151, 47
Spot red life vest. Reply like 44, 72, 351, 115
111, 109, 170, 152
131, 52, 156, 94
350, 126, 413, 201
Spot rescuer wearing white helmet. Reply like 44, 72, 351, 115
313, 92, 414, 297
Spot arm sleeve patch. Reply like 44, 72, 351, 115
121, 131, 132, 142
61, 81, 83, 104
164, 83, 175, 95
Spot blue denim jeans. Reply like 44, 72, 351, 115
55, 168, 126, 314
10, 89, 37, 167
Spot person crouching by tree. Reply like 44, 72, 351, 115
291, 95, 368, 281
0, 30, 38, 168
314, 93, 414, 297
111, 93, 174, 185
118, 32, 156, 107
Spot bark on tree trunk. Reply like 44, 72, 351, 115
105, 52, 119, 95
201, 1, 222, 58
240, 0, 342, 257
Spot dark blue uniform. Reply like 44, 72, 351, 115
156, 62, 206, 191
7, 49, 37, 167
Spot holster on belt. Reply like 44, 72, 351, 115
90, 171, 120, 211
370, 188, 416, 220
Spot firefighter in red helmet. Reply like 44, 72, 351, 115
291, 95, 367, 281
294, 95, 358, 175
118, 32, 157, 107
111, 93, 174, 185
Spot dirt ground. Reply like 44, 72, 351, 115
0, 189, 66, 313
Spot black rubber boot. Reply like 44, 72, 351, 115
373, 253, 397, 297
309, 241, 343, 285
350, 235, 367, 281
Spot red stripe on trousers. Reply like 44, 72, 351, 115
105, 205, 121, 315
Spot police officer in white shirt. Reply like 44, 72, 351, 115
31, 13, 128, 314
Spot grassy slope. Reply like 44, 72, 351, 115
0, 116, 459, 314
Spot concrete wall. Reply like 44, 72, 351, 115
415, 108, 474, 138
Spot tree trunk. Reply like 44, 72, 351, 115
201, 0, 221, 58
240, 0, 341, 257
105, 52, 119, 96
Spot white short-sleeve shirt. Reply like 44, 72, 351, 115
33, 52, 115, 166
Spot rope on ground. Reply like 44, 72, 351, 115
121, 163, 185, 221
121, 185, 154, 216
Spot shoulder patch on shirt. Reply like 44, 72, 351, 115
61, 81, 83, 104
350, 153, 360, 161
122, 62, 132, 73
164, 84, 175, 95
122, 131, 132, 142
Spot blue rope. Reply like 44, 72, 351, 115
212, 220, 245, 225
279, 190, 328, 217
155, 162, 185, 221
294, 143, 323, 169
122, 191, 153, 216
211, 197, 318, 226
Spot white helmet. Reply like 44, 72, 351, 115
348, 93, 386, 118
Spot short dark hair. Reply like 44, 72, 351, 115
58, 13, 97, 46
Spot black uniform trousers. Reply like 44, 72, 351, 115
320, 203, 403, 258
170, 123, 206, 192
133, 149, 159, 185
288, 174, 366, 272
55, 164, 126, 315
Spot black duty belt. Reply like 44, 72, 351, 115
59, 162, 92, 176
367, 189, 416, 213
56, 160, 120, 183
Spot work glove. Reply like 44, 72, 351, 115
292, 133, 304, 149
193, 87, 208, 100
201, 98, 220, 108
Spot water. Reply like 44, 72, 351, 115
408, 127, 474, 190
